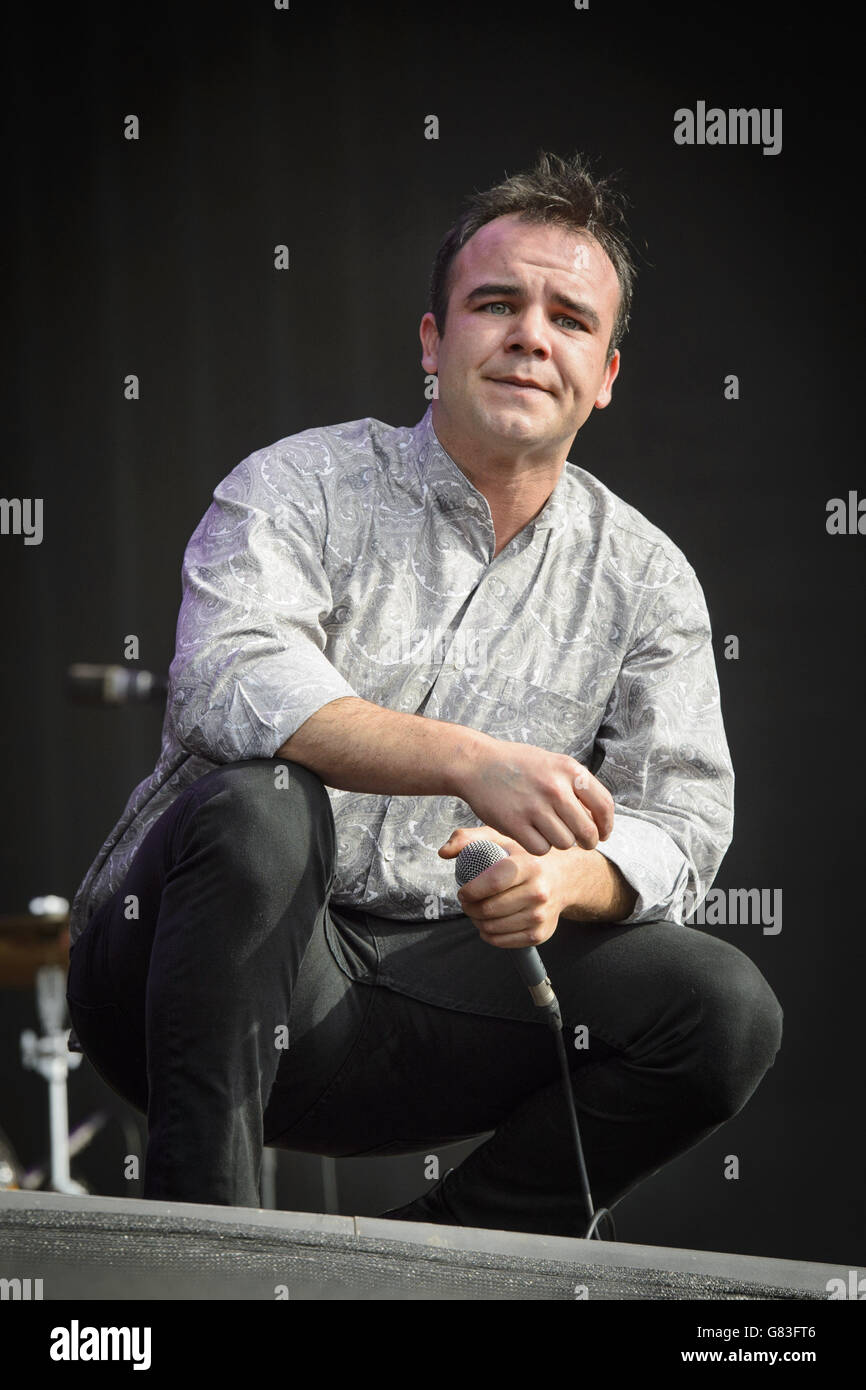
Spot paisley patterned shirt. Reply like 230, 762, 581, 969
69, 402, 734, 951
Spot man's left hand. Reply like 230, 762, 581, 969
439, 825, 570, 949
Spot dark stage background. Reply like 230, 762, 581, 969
2, 1, 863, 1268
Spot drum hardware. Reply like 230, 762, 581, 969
1, 896, 91, 1195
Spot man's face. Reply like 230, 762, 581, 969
419, 213, 621, 460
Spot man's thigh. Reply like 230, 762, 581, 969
270, 916, 782, 1159
267, 920, 687, 1160
536, 916, 782, 1057
266, 980, 574, 1158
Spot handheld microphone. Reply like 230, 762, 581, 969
455, 839, 562, 1030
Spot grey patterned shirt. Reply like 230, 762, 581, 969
69, 402, 734, 953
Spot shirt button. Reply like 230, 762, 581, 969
383, 851, 393, 862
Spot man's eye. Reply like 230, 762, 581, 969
480, 303, 585, 331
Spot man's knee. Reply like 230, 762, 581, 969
187, 757, 335, 877
690, 940, 783, 1123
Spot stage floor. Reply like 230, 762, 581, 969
0, 1190, 856, 1299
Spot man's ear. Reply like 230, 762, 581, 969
419, 311, 441, 375
594, 348, 621, 410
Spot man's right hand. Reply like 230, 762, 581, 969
455, 735, 615, 856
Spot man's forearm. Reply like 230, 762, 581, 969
553, 845, 639, 923
275, 696, 489, 799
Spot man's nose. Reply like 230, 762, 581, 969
504, 309, 552, 354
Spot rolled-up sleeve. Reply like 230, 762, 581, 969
168, 449, 358, 763
590, 563, 735, 925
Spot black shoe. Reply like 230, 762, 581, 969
378, 1173, 461, 1226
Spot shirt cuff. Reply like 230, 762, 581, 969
592, 810, 692, 924
172, 651, 360, 763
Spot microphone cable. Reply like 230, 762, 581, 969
455, 838, 616, 1242
544, 998, 616, 1242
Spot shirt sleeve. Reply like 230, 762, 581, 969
167, 446, 359, 763
589, 561, 735, 925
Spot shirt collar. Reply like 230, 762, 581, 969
411, 402, 571, 539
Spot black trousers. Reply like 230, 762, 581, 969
66, 758, 783, 1237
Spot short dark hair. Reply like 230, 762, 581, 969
428, 150, 637, 366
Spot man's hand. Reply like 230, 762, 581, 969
439, 825, 571, 949
452, 736, 614, 857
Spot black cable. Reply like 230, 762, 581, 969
542, 1006, 616, 1242
455, 841, 617, 1241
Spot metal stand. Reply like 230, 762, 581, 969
259, 1148, 277, 1209
20, 965, 87, 1196
321, 1156, 340, 1214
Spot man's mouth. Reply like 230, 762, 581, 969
489, 378, 549, 394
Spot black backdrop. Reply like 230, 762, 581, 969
2, 0, 863, 1267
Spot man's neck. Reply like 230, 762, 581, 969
431, 407, 565, 557
488, 492, 554, 557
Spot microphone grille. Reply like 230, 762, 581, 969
455, 839, 509, 886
